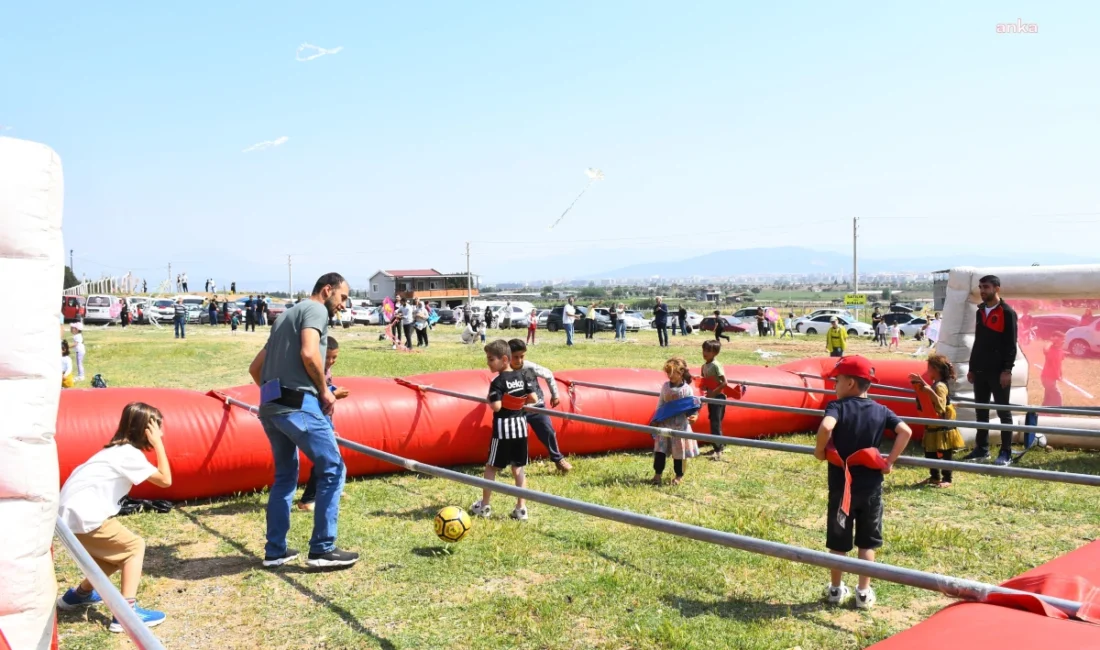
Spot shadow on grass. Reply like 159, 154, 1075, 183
364, 504, 444, 521
410, 546, 456, 558
660, 594, 850, 633
532, 528, 643, 573
175, 508, 397, 650
183, 499, 265, 517
56, 605, 114, 631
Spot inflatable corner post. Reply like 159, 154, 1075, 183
939, 265, 1100, 446
0, 137, 64, 649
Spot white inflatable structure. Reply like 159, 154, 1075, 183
0, 138, 64, 649
939, 265, 1100, 448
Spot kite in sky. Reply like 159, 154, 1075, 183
548, 168, 604, 230
242, 136, 289, 153
296, 43, 344, 62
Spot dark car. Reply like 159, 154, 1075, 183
436, 308, 456, 325
699, 316, 749, 333
267, 301, 295, 324
882, 312, 915, 326
546, 305, 612, 332
1027, 314, 1082, 340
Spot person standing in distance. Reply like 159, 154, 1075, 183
963, 275, 1018, 465
654, 297, 669, 347
248, 272, 358, 569
563, 296, 577, 346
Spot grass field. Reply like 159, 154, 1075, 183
55, 322, 1100, 649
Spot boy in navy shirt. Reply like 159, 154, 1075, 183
814, 356, 912, 609
472, 340, 537, 520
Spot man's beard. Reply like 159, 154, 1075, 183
325, 295, 340, 317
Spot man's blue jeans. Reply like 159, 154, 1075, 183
564, 323, 575, 346
174, 318, 185, 338
260, 393, 346, 556
615, 320, 626, 340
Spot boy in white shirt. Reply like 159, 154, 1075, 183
56, 402, 174, 633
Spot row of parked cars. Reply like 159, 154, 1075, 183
62, 294, 298, 326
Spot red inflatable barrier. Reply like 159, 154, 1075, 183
55, 363, 871, 501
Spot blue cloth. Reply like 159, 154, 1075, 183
650, 396, 701, 426
259, 393, 346, 556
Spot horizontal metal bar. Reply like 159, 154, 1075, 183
386, 382, 1100, 488
55, 518, 167, 650
220, 395, 1086, 619
568, 379, 1100, 441
793, 371, 917, 394
726, 376, 913, 404
330, 436, 1083, 618
953, 400, 1100, 418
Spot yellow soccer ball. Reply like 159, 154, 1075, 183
434, 506, 472, 543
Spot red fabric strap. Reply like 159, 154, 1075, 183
826, 443, 887, 525
501, 394, 527, 410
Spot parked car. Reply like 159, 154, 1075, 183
352, 305, 382, 325
800, 314, 874, 337
149, 299, 176, 322
495, 304, 531, 329
731, 306, 773, 320
546, 306, 613, 332
84, 295, 123, 325
651, 311, 705, 330
1027, 314, 1082, 340
699, 316, 750, 333
898, 318, 928, 339
537, 309, 550, 328
881, 312, 915, 327
62, 296, 86, 322
267, 301, 296, 324
435, 308, 456, 325
792, 309, 855, 332
889, 303, 915, 313
1064, 320, 1100, 358
623, 311, 649, 331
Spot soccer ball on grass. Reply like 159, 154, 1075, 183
434, 506, 472, 543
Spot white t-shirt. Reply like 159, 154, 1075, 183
61, 356, 72, 377
891, 325, 901, 338
564, 304, 576, 325
72, 332, 85, 354
59, 445, 157, 533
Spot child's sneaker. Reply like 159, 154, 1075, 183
108, 602, 166, 633
510, 506, 529, 521
825, 583, 851, 605
855, 587, 877, 609
470, 500, 492, 518
57, 587, 102, 610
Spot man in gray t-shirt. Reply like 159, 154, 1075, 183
248, 272, 359, 569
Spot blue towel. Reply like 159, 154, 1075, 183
650, 396, 702, 426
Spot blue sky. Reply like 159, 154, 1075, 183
3, 1, 1098, 288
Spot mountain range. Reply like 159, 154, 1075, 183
578, 247, 1100, 280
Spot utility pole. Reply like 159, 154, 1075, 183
288, 255, 293, 299
168, 262, 172, 291
70, 249, 74, 272
465, 242, 472, 308
852, 217, 859, 293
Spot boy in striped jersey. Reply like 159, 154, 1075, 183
472, 340, 537, 520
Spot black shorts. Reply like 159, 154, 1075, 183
826, 485, 883, 552
488, 437, 528, 469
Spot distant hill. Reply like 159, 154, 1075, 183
581, 247, 1099, 280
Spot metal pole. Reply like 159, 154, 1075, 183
55, 518, 167, 650
566, 379, 1100, 441
952, 400, 1100, 418
792, 371, 916, 395
288, 254, 292, 299
212, 396, 1084, 618
466, 242, 472, 309
725, 377, 912, 404
379, 382, 1100, 488
852, 216, 858, 293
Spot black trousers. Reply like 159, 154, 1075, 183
653, 452, 683, 477
656, 325, 668, 347
393, 321, 403, 343
246, 314, 255, 332
585, 320, 595, 338
403, 324, 414, 347
926, 450, 954, 483
416, 327, 428, 346
972, 371, 1013, 452
708, 395, 726, 451
714, 327, 730, 342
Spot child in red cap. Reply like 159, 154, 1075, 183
813, 355, 912, 609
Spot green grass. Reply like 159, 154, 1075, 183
55, 323, 1100, 649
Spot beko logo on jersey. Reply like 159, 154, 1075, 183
505, 379, 525, 390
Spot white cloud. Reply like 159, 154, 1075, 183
296, 43, 343, 62
242, 136, 289, 153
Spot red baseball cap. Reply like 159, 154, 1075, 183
826, 355, 875, 381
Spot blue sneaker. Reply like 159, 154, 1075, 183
993, 449, 1012, 466
56, 588, 102, 610
109, 603, 166, 633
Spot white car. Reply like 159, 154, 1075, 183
800, 314, 874, 337
1064, 320, 1100, 358
352, 305, 381, 325
624, 311, 649, 331
898, 318, 928, 339
652, 310, 704, 330
149, 299, 176, 321
793, 309, 856, 332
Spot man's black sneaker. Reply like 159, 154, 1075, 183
262, 548, 300, 567
962, 449, 990, 462
307, 548, 359, 569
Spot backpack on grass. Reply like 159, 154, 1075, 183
91, 374, 108, 388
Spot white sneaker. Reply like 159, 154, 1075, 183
826, 583, 851, 605
470, 500, 492, 518
855, 587, 876, 609
509, 506, 528, 521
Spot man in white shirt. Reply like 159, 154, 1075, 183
563, 297, 577, 346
